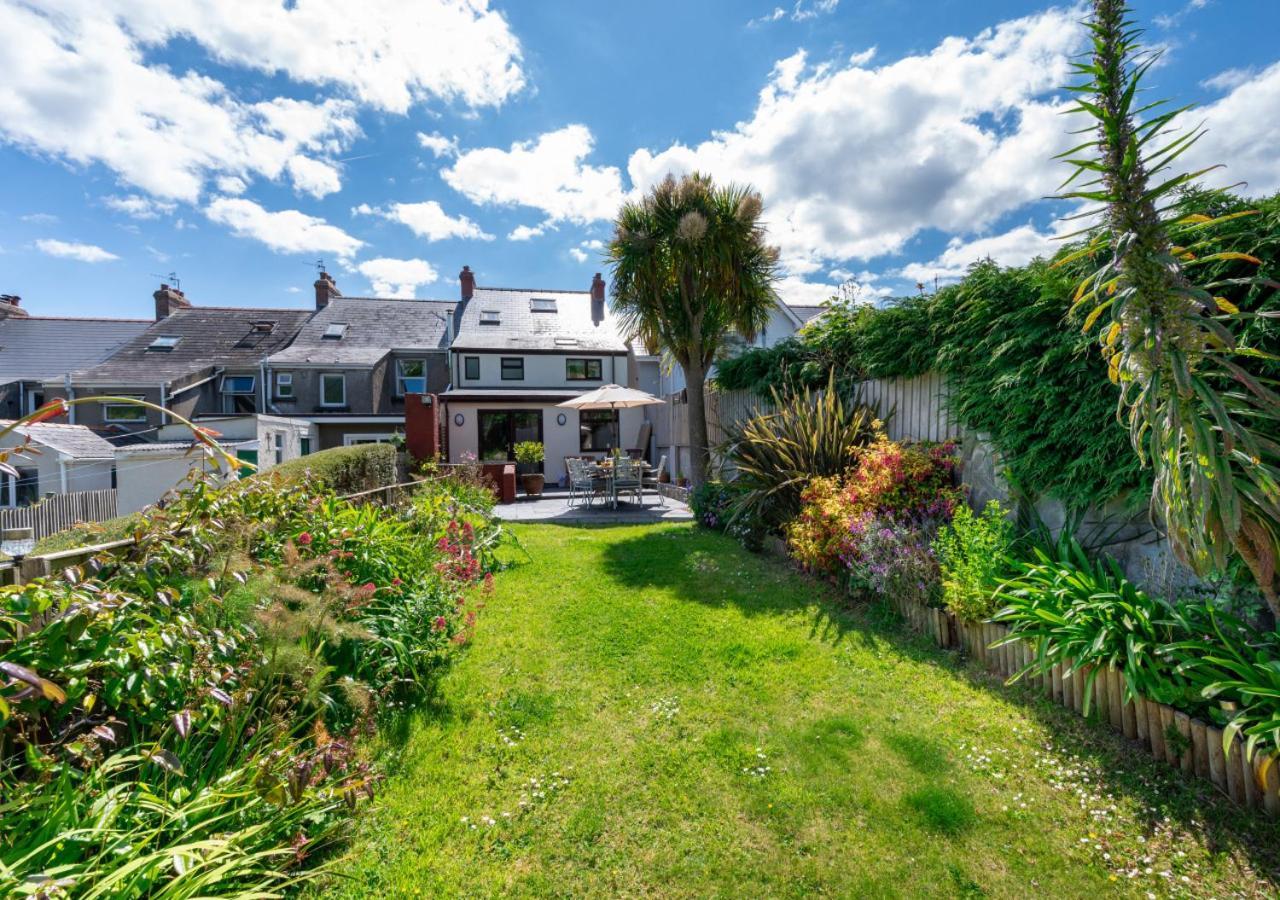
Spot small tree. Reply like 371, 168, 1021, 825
608, 173, 780, 486
1061, 0, 1280, 615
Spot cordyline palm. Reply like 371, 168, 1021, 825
608, 172, 780, 486
1060, 0, 1280, 615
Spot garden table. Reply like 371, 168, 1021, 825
588, 460, 652, 509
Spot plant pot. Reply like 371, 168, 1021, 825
658, 471, 671, 484
521, 473, 545, 497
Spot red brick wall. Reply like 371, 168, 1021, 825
404, 393, 440, 463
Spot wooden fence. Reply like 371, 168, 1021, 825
886, 588, 1280, 817
855, 372, 961, 443
0, 489, 118, 540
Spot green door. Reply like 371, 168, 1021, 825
236, 449, 258, 478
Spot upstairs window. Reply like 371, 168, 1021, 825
275, 372, 294, 399
220, 375, 256, 394
500, 357, 524, 381
148, 335, 181, 351
103, 396, 147, 423
479, 310, 501, 325
320, 373, 346, 407
464, 356, 480, 380
530, 298, 557, 313
322, 322, 348, 340
566, 358, 602, 381
395, 359, 427, 396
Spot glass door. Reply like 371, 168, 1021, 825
477, 409, 544, 472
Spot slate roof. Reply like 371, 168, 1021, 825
0, 316, 150, 383
0, 420, 117, 459
66, 306, 313, 386
267, 297, 455, 366
789, 304, 827, 324
451, 287, 628, 353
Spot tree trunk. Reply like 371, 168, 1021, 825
684, 356, 710, 487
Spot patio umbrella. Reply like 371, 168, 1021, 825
557, 384, 664, 453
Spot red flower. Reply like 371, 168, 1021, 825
298, 532, 313, 545
392, 577, 403, 586
432, 616, 448, 632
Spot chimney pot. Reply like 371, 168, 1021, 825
459, 265, 475, 301
153, 283, 191, 321
0, 294, 26, 317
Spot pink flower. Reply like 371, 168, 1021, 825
298, 532, 313, 546
432, 616, 448, 632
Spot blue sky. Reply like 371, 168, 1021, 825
1, 0, 1278, 319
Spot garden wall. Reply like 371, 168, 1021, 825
886, 589, 1280, 817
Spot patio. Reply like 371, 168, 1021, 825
492, 485, 692, 523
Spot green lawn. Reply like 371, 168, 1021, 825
317, 524, 1280, 898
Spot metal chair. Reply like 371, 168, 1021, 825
641, 454, 667, 507
613, 458, 643, 506
567, 457, 600, 507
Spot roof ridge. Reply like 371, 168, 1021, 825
475, 286, 591, 295
331, 296, 456, 304
167, 305, 314, 314
4, 315, 152, 323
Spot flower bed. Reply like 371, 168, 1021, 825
0, 469, 508, 895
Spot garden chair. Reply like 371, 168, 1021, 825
613, 458, 643, 506
567, 457, 601, 507
641, 454, 667, 507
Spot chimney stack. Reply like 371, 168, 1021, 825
314, 270, 341, 310
153, 284, 191, 321
590, 272, 605, 323
459, 265, 475, 301
0, 294, 27, 318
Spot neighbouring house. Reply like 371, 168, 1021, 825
0, 293, 150, 420
0, 419, 116, 506
263, 272, 455, 449
441, 267, 641, 485
46, 285, 311, 439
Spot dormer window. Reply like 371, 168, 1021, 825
530, 298, 557, 313
322, 322, 348, 340
479, 310, 501, 325
148, 335, 181, 351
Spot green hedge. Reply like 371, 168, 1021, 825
268, 443, 398, 495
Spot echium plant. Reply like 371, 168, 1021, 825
1059, 0, 1280, 615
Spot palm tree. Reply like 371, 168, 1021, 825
608, 173, 781, 486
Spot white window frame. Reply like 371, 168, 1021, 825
342, 433, 396, 446
102, 395, 148, 424
319, 373, 346, 407
322, 322, 349, 340
272, 431, 284, 465
275, 372, 294, 399
463, 356, 480, 380
147, 335, 181, 351
394, 358, 427, 397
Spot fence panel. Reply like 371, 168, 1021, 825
0, 489, 118, 540
855, 372, 961, 443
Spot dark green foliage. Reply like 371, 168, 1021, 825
270, 442, 398, 495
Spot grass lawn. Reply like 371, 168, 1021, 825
316, 523, 1280, 898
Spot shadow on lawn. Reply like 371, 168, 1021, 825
601, 525, 1280, 882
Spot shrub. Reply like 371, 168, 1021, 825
270, 442, 398, 495
513, 441, 545, 465
724, 371, 880, 532
841, 514, 941, 608
935, 500, 1016, 622
786, 438, 962, 575
691, 480, 764, 551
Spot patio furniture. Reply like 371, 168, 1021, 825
641, 454, 667, 507
567, 458, 602, 507
612, 458, 644, 507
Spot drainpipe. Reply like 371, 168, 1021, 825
58, 455, 68, 493
159, 383, 169, 426
64, 375, 76, 424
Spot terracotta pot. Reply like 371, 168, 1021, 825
658, 471, 671, 484
521, 473, 545, 497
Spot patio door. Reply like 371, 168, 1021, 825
478, 409, 543, 472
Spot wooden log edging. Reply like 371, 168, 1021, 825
886, 592, 1278, 818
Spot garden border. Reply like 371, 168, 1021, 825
887, 591, 1280, 817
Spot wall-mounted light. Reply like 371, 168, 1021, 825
453, 413, 465, 427
556, 412, 567, 426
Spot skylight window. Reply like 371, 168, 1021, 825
530, 298, 557, 313
148, 335, 181, 351
251, 320, 276, 333
554, 337, 579, 346
322, 322, 349, 340
479, 310, 501, 325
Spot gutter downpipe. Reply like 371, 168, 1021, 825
159, 383, 169, 426
64, 375, 76, 424
58, 455, 68, 493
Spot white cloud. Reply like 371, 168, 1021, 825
443, 124, 626, 226
627, 8, 1087, 278
36, 238, 118, 262
417, 131, 459, 158
774, 275, 840, 306
20, 212, 58, 225
285, 155, 343, 198
356, 200, 492, 241
508, 222, 552, 241
205, 197, 363, 259
357, 257, 439, 298
0, 1, 523, 204
569, 247, 588, 263
569, 237, 605, 263
1201, 66, 1256, 92
103, 194, 176, 219
898, 223, 1059, 284
216, 175, 248, 195
747, 7, 786, 27
748, 0, 839, 27
1182, 62, 1280, 196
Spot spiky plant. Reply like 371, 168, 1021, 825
608, 173, 781, 487
1059, 0, 1280, 616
